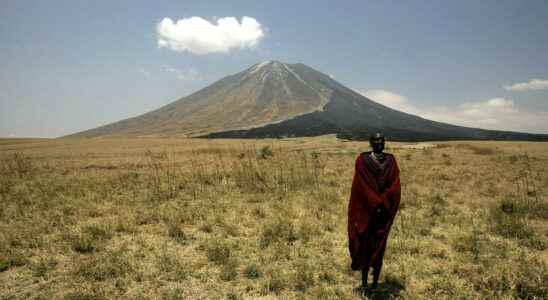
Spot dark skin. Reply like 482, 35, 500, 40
362, 135, 386, 290
361, 215, 385, 290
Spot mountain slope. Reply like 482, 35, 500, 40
67, 61, 548, 141
68, 61, 332, 137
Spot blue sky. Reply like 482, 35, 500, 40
1, 0, 547, 137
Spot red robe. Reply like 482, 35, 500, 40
347, 152, 401, 271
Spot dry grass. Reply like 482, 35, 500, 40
0, 136, 547, 299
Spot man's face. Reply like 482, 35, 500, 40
371, 139, 385, 153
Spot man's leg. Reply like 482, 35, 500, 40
371, 246, 386, 289
371, 260, 382, 289
361, 266, 369, 288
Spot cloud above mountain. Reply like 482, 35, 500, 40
361, 89, 422, 115
156, 16, 265, 55
503, 78, 548, 91
360, 89, 548, 133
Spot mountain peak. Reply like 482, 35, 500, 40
248, 60, 287, 74
66, 61, 548, 141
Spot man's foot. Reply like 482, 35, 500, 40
359, 284, 369, 296
353, 284, 368, 296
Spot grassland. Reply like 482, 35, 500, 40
0, 136, 546, 299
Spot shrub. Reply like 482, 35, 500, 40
262, 270, 288, 295
84, 223, 113, 240
244, 263, 261, 279
220, 259, 238, 281
167, 223, 187, 244
258, 146, 274, 159
76, 249, 133, 281
500, 196, 548, 220
205, 239, 232, 265
4, 152, 35, 178
260, 218, 299, 248
157, 250, 189, 281
0, 249, 27, 272
253, 207, 267, 218
430, 194, 447, 218
199, 221, 214, 233
298, 221, 317, 244
71, 234, 97, 253
71, 223, 113, 253
515, 261, 548, 299
492, 209, 532, 240
294, 261, 315, 291
453, 228, 482, 261
490, 199, 545, 250
31, 256, 58, 277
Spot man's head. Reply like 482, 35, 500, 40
369, 133, 385, 154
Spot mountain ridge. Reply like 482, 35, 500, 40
66, 61, 548, 141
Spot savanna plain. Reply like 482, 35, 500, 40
0, 136, 546, 299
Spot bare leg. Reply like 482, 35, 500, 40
372, 262, 382, 289
361, 267, 369, 289
371, 247, 386, 289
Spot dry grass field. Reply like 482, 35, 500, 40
0, 136, 546, 299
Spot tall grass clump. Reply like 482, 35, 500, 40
456, 144, 495, 155
294, 260, 315, 291
2, 152, 36, 179
244, 263, 262, 279
491, 198, 545, 250
75, 247, 133, 281
260, 217, 299, 248
145, 149, 178, 200
205, 239, 234, 265
230, 147, 322, 193
70, 223, 114, 253
0, 248, 27, 272
514, 256, 548, 299
167, 222, 188, 244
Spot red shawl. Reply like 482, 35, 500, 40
347, 152, 401, 270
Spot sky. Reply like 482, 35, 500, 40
1, 0, 547, 138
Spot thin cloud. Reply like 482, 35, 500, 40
503, 78, 548, 91
163, 65, 202, 81
139, 68, 151, 78
156, 16, 265, 55
358, 89, 548, 133
360, 89, 422, 115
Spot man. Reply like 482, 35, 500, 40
347, 133, 401, 291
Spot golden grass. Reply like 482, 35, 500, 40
0, 136, 547, 299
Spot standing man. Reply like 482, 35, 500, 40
347, 133, 401, 291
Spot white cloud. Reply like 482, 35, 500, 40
420, 98, 518, 128
163, 65, 202, 81
503, 78, 548, 91
358, 89, 548, 133
156, 16, 265, 55
360, 89, 422, 115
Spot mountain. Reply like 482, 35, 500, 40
67, 60, 548, 141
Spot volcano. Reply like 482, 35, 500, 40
68, 61, 548, 141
